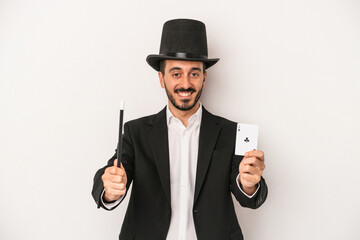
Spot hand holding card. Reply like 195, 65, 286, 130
238, 150, 265, 195
235, 123, 265, 195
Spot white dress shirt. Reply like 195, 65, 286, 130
165, 104, 201, 240
101, 104, 259, 239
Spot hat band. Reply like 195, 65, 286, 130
161, 52, 208, 59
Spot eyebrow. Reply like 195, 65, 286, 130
190, 67, 202, 72
168, 67, 202, 72
168, 67, 182, 72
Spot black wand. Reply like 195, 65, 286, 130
117, 101, 124, 168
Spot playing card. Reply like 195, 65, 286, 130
235, 123, 259, 156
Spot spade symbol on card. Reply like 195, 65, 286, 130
235, 123, 259, 156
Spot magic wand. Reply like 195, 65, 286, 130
117, 101, 125, 168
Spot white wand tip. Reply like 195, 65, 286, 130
120, 100, 125, 110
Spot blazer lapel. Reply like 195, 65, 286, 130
194, 107, 221, 204
147, 107, 171, 204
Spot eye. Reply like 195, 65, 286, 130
191, 72, 200, 77
172, 73, 180, 77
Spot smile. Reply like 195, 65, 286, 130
177, 92, 192, 97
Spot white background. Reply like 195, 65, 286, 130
1, 0, 359, 239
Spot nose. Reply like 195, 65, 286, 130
179, 75, 191, 89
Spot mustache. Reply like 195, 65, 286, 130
174, 88, 196, 93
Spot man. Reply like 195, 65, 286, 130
92, 19, 268, 240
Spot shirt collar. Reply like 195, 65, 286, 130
166, 103, 203, 126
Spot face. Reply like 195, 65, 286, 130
159, 60, 207, 111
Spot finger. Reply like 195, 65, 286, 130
240, 164, 262, 176
241, 157, 260, 166
105, 166, 116, 175
240, 179, 258, 189
104, 188, 126, 201
110, 173, 127, 182
245, 159, 265, 171
114, 158, 123, 169
106, 166, 119, 175
240, 162, 261, 174
105, 182, 126, 191
107, 166, 125, 177
242, 157, 265, 170
245, 150, 264, 161
240, 173, 253, 187
109, 174, 122, 183
240, 173, 261, 186
104, 161, 126, 181
102, 172, 117, 183
241, 157, 257, 165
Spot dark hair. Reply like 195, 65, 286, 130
159, 60, 206, 75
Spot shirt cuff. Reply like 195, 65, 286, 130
100, 189, 124, 209
236, 173, 260, 198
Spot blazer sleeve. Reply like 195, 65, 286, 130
230, 154, 268, 209
91, 122, 135, 210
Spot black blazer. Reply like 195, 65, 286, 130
92, 107, 267, 240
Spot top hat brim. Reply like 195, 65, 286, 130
146, 54, 219, 71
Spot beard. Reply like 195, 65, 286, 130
164, 84, 203, 111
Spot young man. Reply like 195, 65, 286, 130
92, 19, 268, 240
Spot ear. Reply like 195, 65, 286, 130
202, 71, 207, 88
158, 71, 165, 88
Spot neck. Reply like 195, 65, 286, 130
168, 101, 200, 127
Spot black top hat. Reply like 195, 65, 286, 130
146, 19, 220, 71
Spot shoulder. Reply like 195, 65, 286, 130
202, 106, 237, 128
202, 107, 238, 148
125, 107, 166, 129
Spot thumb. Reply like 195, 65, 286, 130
113, 159, 118, 168
120, 162, 125, 170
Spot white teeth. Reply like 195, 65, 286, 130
178, 92, 191, 97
